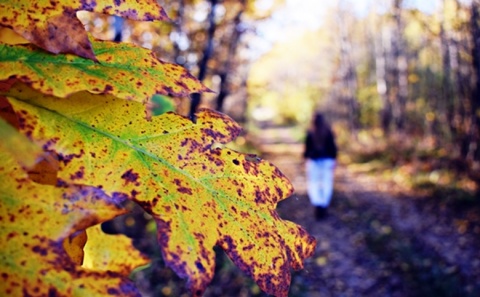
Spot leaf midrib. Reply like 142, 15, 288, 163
13, 97, 261, 248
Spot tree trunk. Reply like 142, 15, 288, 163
172, 0, 186, 65
189, 0, 218, 119
453, 0, 475, 160
216, 1, 246, 112
440, 0, 456, 137
469, 2, 480, 162
375, 25, 392, 131
334, 6, 360, 131
113, 16, 124, 42
391, 0, 408, 131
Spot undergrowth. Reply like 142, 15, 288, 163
340, 129, 479, 202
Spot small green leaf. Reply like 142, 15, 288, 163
151, 94, 176, 116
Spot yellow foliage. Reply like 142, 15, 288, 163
0, 0, 168, 60
0, 1, 316, 295
0, 152, 139, 296
0, 42, 210, 102
3, 83, 316, 296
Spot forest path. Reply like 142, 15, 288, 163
254, 128, 480, 297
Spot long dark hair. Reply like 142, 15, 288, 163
310, 112, 331, 150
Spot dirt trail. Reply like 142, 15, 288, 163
256, 129, 480, 297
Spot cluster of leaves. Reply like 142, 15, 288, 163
0, 1, 315, 296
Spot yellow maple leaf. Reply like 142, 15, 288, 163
5, 83, 316, 296
0, 42, 210, 102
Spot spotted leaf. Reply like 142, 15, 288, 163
0, 151, 142, 296
0, 42, 210, 103
5, 84, 316, 297
0, 0, 168, 60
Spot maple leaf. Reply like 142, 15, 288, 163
0, 150, 144, 296
4, 83, 316, 296
0, 0, 169, 60
0, 42, 210, 103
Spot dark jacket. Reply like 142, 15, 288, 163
303, 130, 337, 160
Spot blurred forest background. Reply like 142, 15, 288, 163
79, 0, 480, 191
79, 0, 480, 296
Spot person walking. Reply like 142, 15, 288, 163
303, 112, 338, 220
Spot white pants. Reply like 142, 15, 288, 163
306, 158, 336, 207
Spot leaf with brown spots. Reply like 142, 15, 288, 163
0, 151, 143, 296
0, 42, 210, 103
0, 0, 168, 60
5, 84, 316, 296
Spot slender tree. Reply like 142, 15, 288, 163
216, 0, 246, 111
469, 1, 480, 162
189, 0, 219, 119
440, 0, 456, 138
172, 0, 186, 65
392, 0, 408, 131
341, 6, 361, 130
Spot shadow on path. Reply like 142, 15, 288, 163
260, 141, 480, 297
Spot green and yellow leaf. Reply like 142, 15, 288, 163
0, 42, 210, 103
5, 84, 316, 296
0, 151, 142, 296
0, 0, 168, 59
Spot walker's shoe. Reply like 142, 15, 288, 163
315, 206, 328, 220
